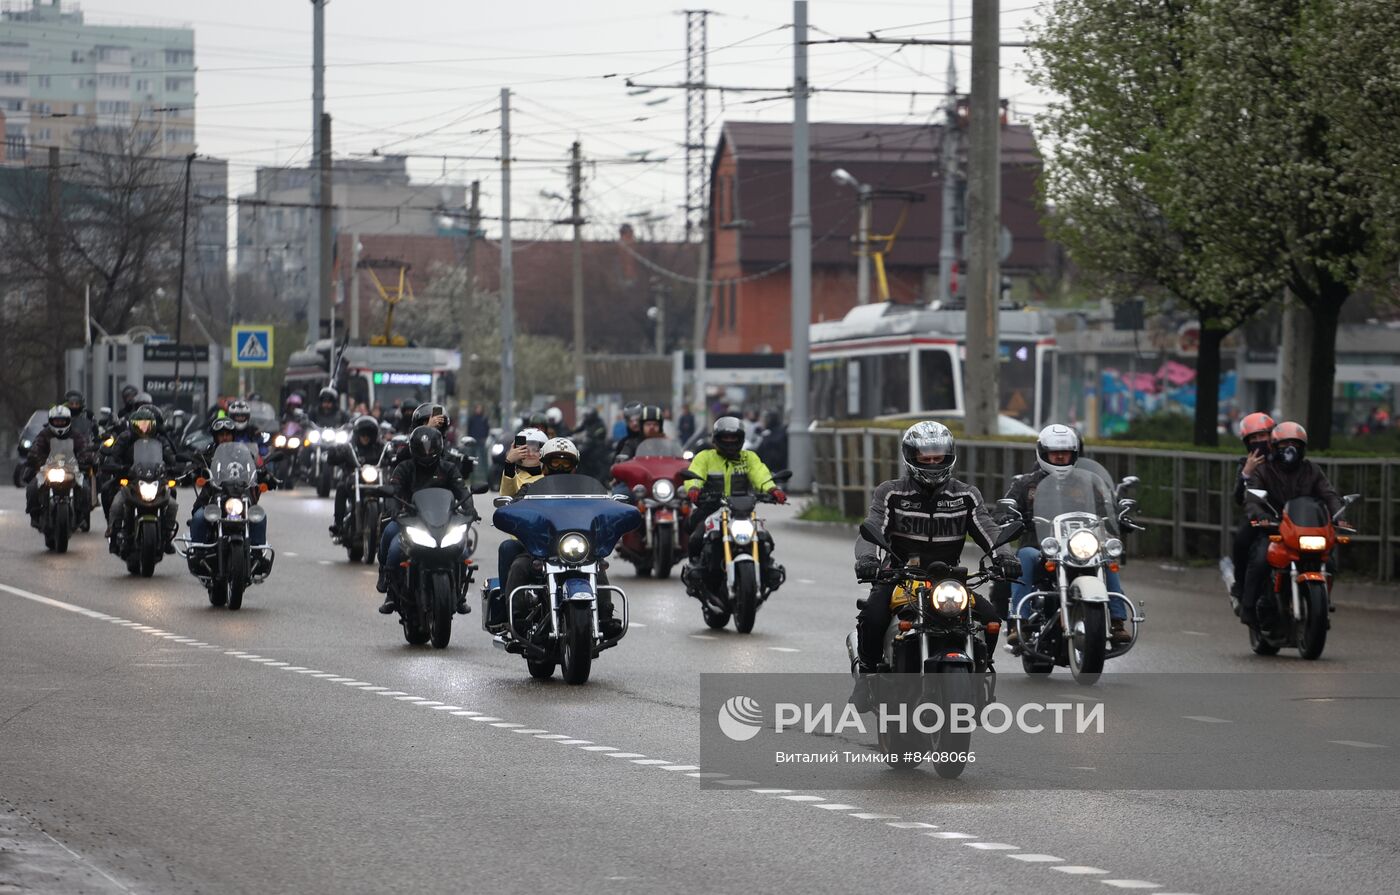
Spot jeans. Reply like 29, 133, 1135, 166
189, 507, 267, 545
1012, 545, 1128, 621
379, 519, 399, 571
498, 538, 527, 585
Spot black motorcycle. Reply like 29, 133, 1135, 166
112, 439, 179, 577
33, 437, 84, 553
388, 485, 487, 648
180, 442, 276, 609
339, 455, 388, 564
683, 469, 789, 633
12, 409, 45, 489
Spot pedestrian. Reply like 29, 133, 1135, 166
467, 403, 491, 441
677, 403, 695, 443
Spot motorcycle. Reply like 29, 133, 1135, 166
683, 468, 789, 634
33, 437, 84, 553
12, 409, 45, 488
485, 474, 640, 684
1228, 489, 1358, 660
611, 436, 691, 578
269, 419, 305, 489
1006, 465, 1145, 684
178, 442, 276, 609
388, 484, 488, 648
846, 518, 1022, 776
303, 425, 348, 498
339, 456, 388, 564
111, 439, 180, 577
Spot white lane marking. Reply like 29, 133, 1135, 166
556, 739, 593, 745
1053, 867, 1110, 875
798, 578, 817, 584
629, 622, 647, 628
749, 788, 793, 794
1101, 882, 1163, 890
510, 728, 549, 734
318, 560, 332, 566
490, 722, 524, 728
605, 752, 648, 758
814, 803, 860, 810
450, 711, 481, 716
309, 673, 339, 678
780, 795, 826, 802
629, 758, 672, 765
887, 822, 937, 829
579, 745, 621, 751
689, 634, 717, 641
170, 637, 198, 643
966, 843, 1019, 850
1182, 716, 1231, 724
248, 658, 278, 663
469, 717, 503, 722
534, 734, 570, 740
768, 647, 800, 653
1330, 740, 1387, 749
683, 772, 728, 778
284, 666, 309, 671
929, 832, 977, 839
713, 779, 760, 786
432, 705, 464, 711
325, 677, 356, 683
358, 685, 389, 691
284, 551, 299, 557
1008, 854, 1065, 862
414, 701, 444, 707
1180, 630, 1210, 636
659, 764, 699, 771
377, 691, 408, 696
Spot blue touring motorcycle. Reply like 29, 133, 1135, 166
485, 474, 641, 684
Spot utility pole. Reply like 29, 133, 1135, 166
457, 180, 480, 433
964, 0, 1001, 436
308, 0, 326, 345
349, 231, 361, 342
318, 112, 333, 342
937, 46, 959, 306
46, 146, 62, 397
685, 9, 711, 434
499, 88, 516, 429
569, 140, 587, 413
788, 0, 812, 491
172, 152, 195, 392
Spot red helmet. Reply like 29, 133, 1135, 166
1270, 421, 1308, 447
1239, 412, 1275, 444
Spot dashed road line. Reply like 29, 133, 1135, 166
1182, 716, 1232, 724
966, 843, 1019, 850
1101, 882, 1163, 890
1330, 740, 1386, 748
1053, 866, 1110, 875
1008, 854, 1064, 862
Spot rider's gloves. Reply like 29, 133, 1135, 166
855, 555, 881, 582
770, 488, 787, 504
687, 488, 701, 504
996, 553, 1024, 581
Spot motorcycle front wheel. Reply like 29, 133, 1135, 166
877, 644, 931, 770
732, 562, 759, 634
1297, 580, 1329, 660
226, 547, 248, 610
1068, 602, 1107, 685
429, 572, 454, 649
560, 602, 594, 685
137, 522, 160, 578
653, 531, 675, 579
53, 506, 70, 554
932, 669, 974, 779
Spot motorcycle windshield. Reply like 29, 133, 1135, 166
494, 495, 641, 559
131, 439, 165, 477
634, 438, 683, 458
412, 488, 455, 529
20, 410, 46, 443
1032, 466, 1115, 543
45, 438, 77, 465
210, 442, 258, 491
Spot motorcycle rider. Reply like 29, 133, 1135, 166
186, 417, 271, 568
226, 399, 266, 450
63, 390, 97, 442
501, 437, 624, 638
24, 405, 92, 527
612, 402, 644, 455
1240, 421, 1345, 626
330, 415, 386, 543
116, 384, 141, 420
379, 425, 475, 615
104, 405, 179, 554
1004, 425, 1132, 646
309, 386, 349, 428
281, 393, 306, 427
1228, 412, 1276, 614
614, 405, 665, 462
681, 415, 788, 597
493, 427, 548, 592
850, 421, 1021, 711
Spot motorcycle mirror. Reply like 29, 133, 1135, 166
682, 469, 704, 481
1342, 493, 1360, 506
471, 483, 490, 495
992, 519, 1024, 549
996, 497, 1021, 516
858, 521, 892, 552
1118, 497, 1137, 510
771, 469, 793, 483
492, 496, 513, 508
1246, 488, 1270, 500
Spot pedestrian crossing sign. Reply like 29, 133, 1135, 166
231, 325, 274, 368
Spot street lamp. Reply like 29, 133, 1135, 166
830, 168, 872, 306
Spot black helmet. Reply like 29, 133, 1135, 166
712, 416, 744, 460
900, 421, 956, 492
47, 404, 72, 436
211, 417, 237, 435
641, 405, 663, 423
527, 411, 548, 429
318, 387, 338, 404
227, 399, 252, 431
412, 402, 448, 431
64, 389, 85, 410
353, 415, 380, 441
409, 425, 444, 468
120, 384, 139, 403
128, 405, 159, 437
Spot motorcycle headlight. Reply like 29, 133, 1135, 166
1068, 530, 1101, 561
306, 429, 322, 445
931, 580, 970, 616
274, 435, 287, 448
1104, 538, 1124, 558
21, 439, 32, 449
403, 525, 435, 548
559, 532, 591, 563
439, 523, 468, 548
1298, 535, 1328, 551
729, 519, 756, 545
490, 443, 504, 458
137, 481, 160, 501
652, 479, 676, 501
360, 465, 379, 483
102, 436, 114, 448
335, 431, 350, 444
45, 467, 67, 484
289, 437, 302, 449
224, 497, 245, 518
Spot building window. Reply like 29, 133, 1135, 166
36, 75, 51, 88
165, 127, 194, 144
97, 100, 130, 115
164, 76, 193, 92
4, 99, 23, 112
34, 128, 51, 141
31, 101, 50, 115
98, 74, 130, 89
135, 78, 150, 92
1, 70, 23, 85
164, 49, 193, 67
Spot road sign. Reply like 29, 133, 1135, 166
231, 325, 274, 368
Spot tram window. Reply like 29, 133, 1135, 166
918, 349, 956, 411
1000, 342, 1037, 425
859, 354, 909, 416
811, 359, 848, 420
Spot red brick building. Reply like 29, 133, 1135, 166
706, 120, 1052, 353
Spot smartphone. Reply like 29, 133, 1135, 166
513, 434, 527, 447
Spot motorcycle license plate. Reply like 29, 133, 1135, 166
655, 509, 674, 523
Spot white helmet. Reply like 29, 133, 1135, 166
540, 436, 580, 474
517, 427, 548, 449
545, 406, 564, 427
1036, 424, 1080, 480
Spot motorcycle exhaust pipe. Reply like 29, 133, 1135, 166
845, 630, 860, 677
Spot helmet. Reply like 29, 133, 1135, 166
545, 406, 564, 427
641, 405, 663, 423
412, 402, 448, 431
211, 417, 237, 436
133, 391, 153, 406
1271, 421, 1308, 468
409, 425, 444, 468
318, 387, 338, 404
458, 435, 478, 452
64, 389, 84, 410
712, 416, 745, 460
1036, 424, 1081, 481
227, 399, 252, 431
527, 411, 548, 429
622, 401, 643, 423
901, 421, 957, 491
47, 404, 72, 436
379, 421, 396, 436
120, 384, 139, 403
540, 437, 580, 474
128, 405, 158, 437
353, 415, 380, 441
518, 427, 548, 450
1240, 412, 1276, 447
286, 393, 305, 410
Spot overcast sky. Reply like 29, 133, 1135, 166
86, 0, 1047, 241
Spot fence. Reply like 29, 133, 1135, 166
811, 427, 1400, 582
